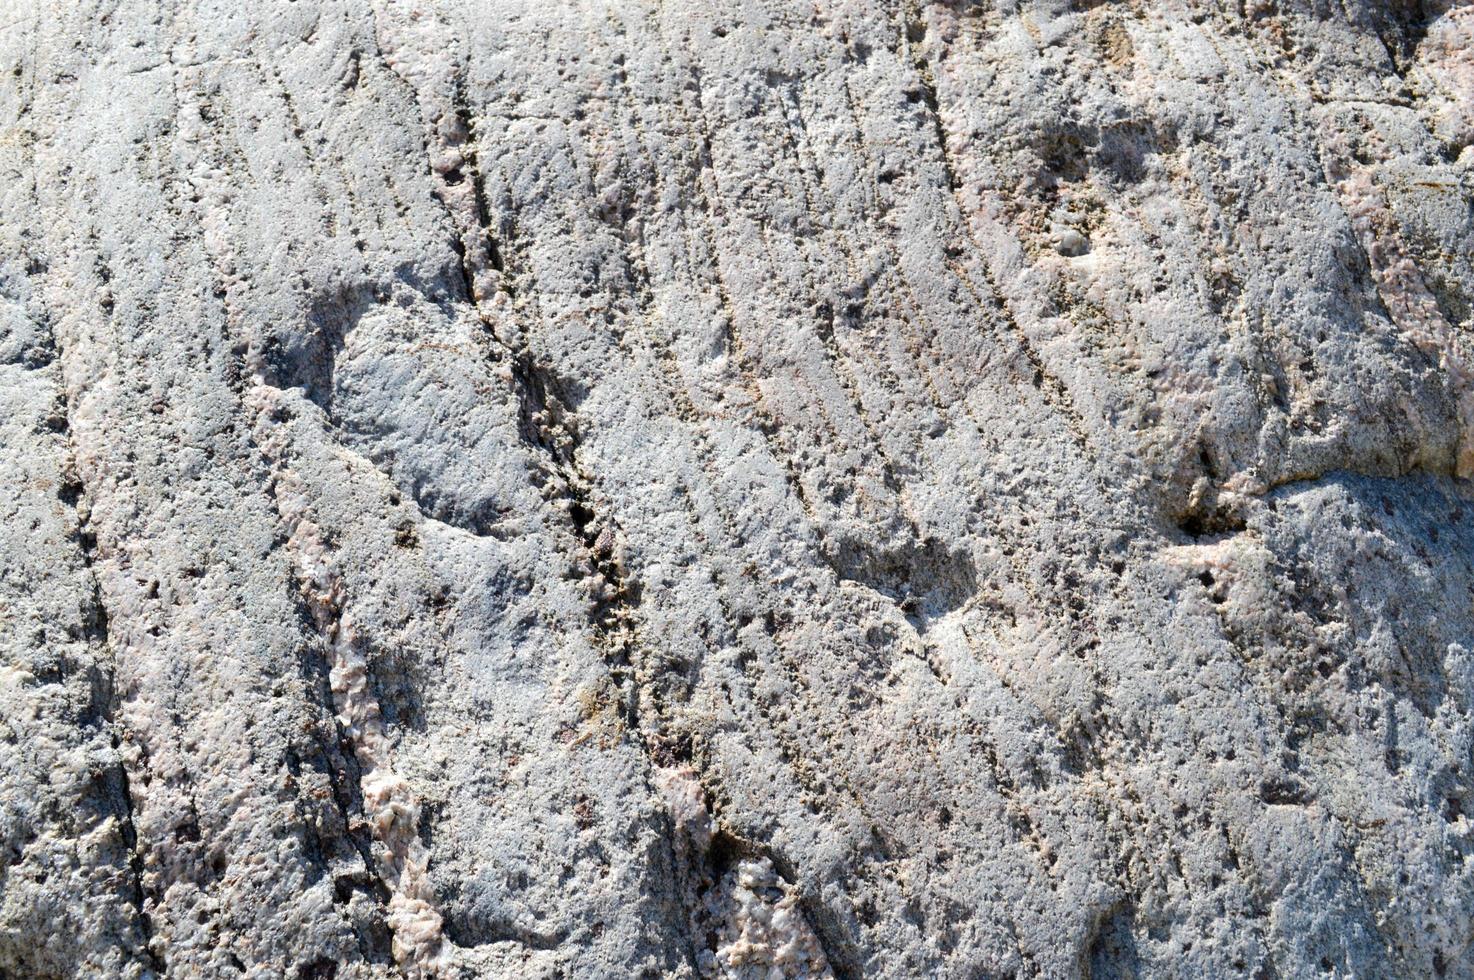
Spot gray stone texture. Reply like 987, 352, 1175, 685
2, 0, 1473, 976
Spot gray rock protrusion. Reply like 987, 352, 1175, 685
2, 1, 1472, 977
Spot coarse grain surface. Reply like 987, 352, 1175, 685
2, 1, 1473, 977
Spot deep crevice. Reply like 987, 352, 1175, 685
288, 591, 398, 961
107, 729, 163, 975
669, 799, 859, 980
448, 79, 513, 292
48, 375, 165, 975
901, 6, 961, 193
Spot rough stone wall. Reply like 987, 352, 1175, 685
1, 1, 1472, 977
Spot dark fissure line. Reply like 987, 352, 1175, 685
429, 71, 650, 735
903, 5, 961, 194
431, 83, 572, 488
291, 590, 396, 905
434, 50, 834, 970
108, 728, 164, 974
259, 466, 407, 974
50, 389, 166, 975
450, 80, 511, 286
518, 361, 649, 741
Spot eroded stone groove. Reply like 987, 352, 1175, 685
252, 389, 450, 977
5, 2, 1474, 978
67, 458, 164, 976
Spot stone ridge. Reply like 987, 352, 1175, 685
1, 1, 1472, 977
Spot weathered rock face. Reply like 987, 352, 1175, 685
2, 1, 1472, 977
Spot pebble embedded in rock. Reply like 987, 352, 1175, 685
1053, 227, 1089, 256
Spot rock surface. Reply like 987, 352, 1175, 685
2, 1, 1473, 977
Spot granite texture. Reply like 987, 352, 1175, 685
2, 1, 1473, 977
